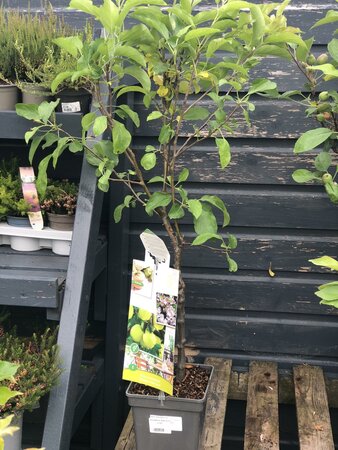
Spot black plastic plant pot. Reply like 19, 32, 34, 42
126, 364, 213, 450
55, 88, 92, 114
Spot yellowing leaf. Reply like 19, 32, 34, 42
157, 86, 169, 97
268, 263, 275, 277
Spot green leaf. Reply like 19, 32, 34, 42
25, 127, 40, 144
191, 233, 222, 245
0, 361, 19, 382
147, 111, 163, 121
115, 45, 146, 67
69, 141, 83, 153
96, 0, 119, 33
82, 112, 97, 132
145, 192, 172, 215
159, 124, 174, 144
308, 63, 338, 79
28, 134, 44, 163
294, 128, 334, 153
292, 169, 320, 183
98, 170, 111, 192
0, 387, 21, 406
255, 45, 291, 60
315, 152, 332, 172
118, 105, 140, 127
52, 136, 69, 168
113, 121, 131, 154
69, 0, 98, 15
206, 38, 228, 58
215, 137, 231, 169
226, 254, 238, 272
193, 203, 218, 235
184, 27, 219, 41
148, 176, 164, 183
328, 38, 338, 62
124, 65, 151, 91
184, 106, 209, 120
15, 104, 40, 121
314, 284, 338, 301
265, 32, 306, 48
114, 204, 125, 223
38, 100, 59, 123
312, 10, 338, 28
130, 12, 169, 39
309, 256, 338, 271
51, 71, 73, 93
42, 133, 59, 149
187, 199, 202, 219
248, 78, 277, 95
251, 5, 265, 45
116, 85, 147, 99
168, 204, 185, 219
54, 36, 83, 57
178, 168, 189, 183
227, 234, 237, 249
201, 194, 230, 227
36, 154, 52, 196
93, 116, 108, 137
141, 153, 156, 170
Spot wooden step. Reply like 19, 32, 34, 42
294, 365, 334, 450
244, 361, 279, 450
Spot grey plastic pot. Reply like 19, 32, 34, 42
3, 413, 23, 450
0, 84, 19, 111
47, 212, 75, 231
6, 215, 31, 227
21, 83, 53, 104
126, 364, 213, 450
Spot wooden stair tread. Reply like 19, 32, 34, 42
294, 365, 334, 450
244, 361, 279, 450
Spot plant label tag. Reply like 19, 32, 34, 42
122, 230, 179, 395
19, 167, 43, 231
61, 101, 81, 113
149, 415, 182, 434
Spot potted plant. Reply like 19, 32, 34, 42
13, 8, 74, 105
41, 179, 78, 230
0, 173, 31, 227
0, 8, 22, 110
18, 0, 305, 447
0, 328, 61, 450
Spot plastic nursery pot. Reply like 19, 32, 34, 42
47, 212, 75, 231
0, 83, 19, 111
55, 88, 92, 114
3, 413, 23, 450
126, 364, 213, 450
21, 82, 53, 105
6, 215, 31, 228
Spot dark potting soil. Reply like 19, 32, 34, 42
129, 365, 210, 399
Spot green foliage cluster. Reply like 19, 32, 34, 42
287, 7, 338, 202
0, 172, 30, 220
41, 179, 78, 215
0, 328, 61, 416
18, 0, 304, 379
0, 8, 23, 82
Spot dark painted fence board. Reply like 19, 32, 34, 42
133, 99, 317, 139
129, 229, 338, 273
185, 313, 338, 357
130, 187, 337, 230
184, 272, 337, 316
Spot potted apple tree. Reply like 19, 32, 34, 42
17, 0, 305, 447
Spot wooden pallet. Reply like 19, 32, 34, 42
115, 358, 335, 450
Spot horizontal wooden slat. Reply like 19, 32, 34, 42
130, 187, 337, 230
0, 248, 68, 271
132, 140, 338, 186
129, 229, 338, 273
185, 313, 338, 357
199, 358, 232, 450
133, 99, 316, 139
184, 272, 336, 315
294, 365, 334, 450
244, 361, 279, 450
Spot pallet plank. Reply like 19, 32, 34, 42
294, 365, 334, 450
244, 361, 279, 450
199, 358, 232, 450
114, 411, 136, 450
